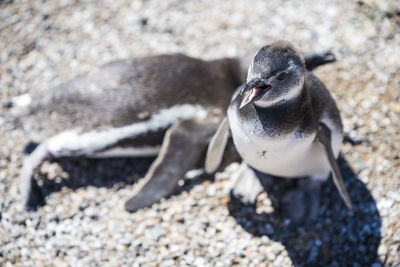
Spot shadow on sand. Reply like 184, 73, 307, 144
35, 156, 216, 207
37, 157, 155, 199
34, 139, 241, 205
228, 155, 382, 266
33, 147, 381, 266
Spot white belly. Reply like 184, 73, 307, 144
233, 131, 330, 177
228, 109, 340, 179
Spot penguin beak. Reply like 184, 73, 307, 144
239, 79, 272, 109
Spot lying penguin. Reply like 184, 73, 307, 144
9, 50, 336, 212
206, 41, 351, 222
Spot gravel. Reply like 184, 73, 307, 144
1, 0, 399, 266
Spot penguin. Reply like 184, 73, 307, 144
7, 50, 336, 212
205, 41, 351, 222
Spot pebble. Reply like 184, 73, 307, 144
145, 226, 164, 242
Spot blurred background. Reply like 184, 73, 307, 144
0, 0, 399, 266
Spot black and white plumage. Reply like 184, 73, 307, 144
206, 41, 351, 218
10, 49, 337, 213
12, 54, 245, 212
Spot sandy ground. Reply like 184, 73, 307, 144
0, 0, 399, 266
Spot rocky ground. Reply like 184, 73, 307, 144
0, 0, 399, 266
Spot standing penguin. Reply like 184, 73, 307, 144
8, 49, 336, 213
206, 41, 351, 222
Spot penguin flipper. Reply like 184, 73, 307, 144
204, 116, 230, 173
125, 118, 218, 213
304, 50, 336, 71
317, 122, 352, 209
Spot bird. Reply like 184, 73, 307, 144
205, 41, 351, 222
6, 49, 337, 213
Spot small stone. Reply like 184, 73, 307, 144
139, 17, 148, 26
145, 226, 164, 242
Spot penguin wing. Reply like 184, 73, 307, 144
204, 116, 230, 173
125, 118, 219, 212
317, 122, 352, 209
304, 50, 336, 71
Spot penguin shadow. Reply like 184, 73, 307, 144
36, 156, 155, 200
32, 143, 225, 205
228, 155, 382, 266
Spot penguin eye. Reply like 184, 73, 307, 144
277, 72, 288, 81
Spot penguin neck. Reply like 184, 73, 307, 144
253, 85, 313, 136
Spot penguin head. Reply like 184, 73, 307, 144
240, 41, 306, 109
